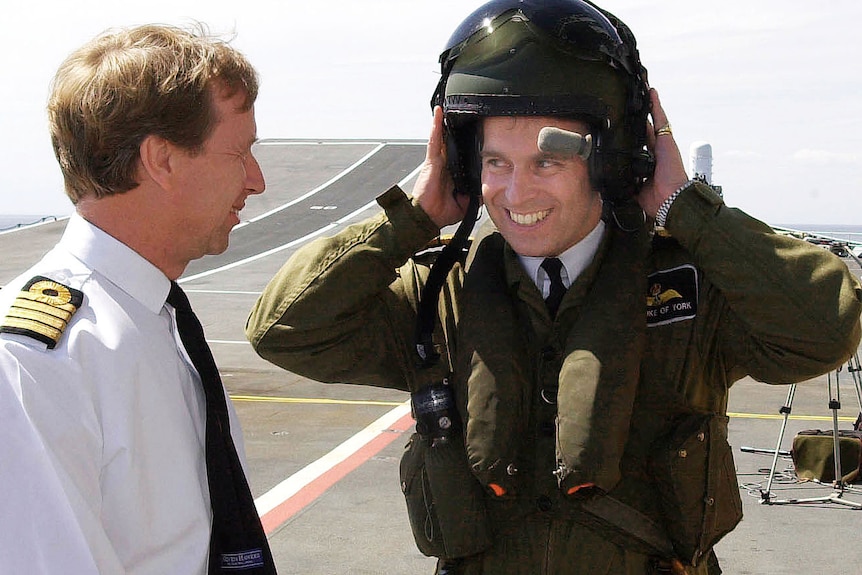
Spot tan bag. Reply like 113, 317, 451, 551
791, 429, 862, 484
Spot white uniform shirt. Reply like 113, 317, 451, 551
0, 215, 248, 575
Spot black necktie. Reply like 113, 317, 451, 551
541, 258, 567, 317
167, 282, 276, 574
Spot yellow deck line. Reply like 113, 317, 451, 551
230, 394, 405, 407
727, 411, 857, 422
228, 396, 858, 422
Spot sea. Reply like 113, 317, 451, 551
773, 224, 862, 244
0, 214, 67, 233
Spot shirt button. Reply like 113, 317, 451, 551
536, 495, 553, 512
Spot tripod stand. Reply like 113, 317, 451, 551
752, 353, 862, 508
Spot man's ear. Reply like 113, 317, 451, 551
138, 135, 175, 190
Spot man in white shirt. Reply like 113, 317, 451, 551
0, 25, 273, 574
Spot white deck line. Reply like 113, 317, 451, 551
253, 401, 411, 516
178, 162, 424, 284
234, 143, 386, 230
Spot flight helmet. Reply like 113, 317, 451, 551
415, 0, 654, 365
431, 0, 654, 204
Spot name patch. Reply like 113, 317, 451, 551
646, 264, 698, 327
221, 549, 265, 570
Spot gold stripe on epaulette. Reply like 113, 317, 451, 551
10, 297, 76, 324
0, 276, 84, 349
1, 316, 63, 343
6, 306, 69, 331
15, 288, 80, 314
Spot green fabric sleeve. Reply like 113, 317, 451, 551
245, 186, 441, 391
666, 181, 862, 383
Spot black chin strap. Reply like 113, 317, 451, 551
414, 192, 481, 368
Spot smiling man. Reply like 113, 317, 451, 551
0, 25, 273, 574
245, 1, 861, 574
479, 116, 603, 258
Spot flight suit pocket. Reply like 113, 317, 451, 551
400, 433, 492, 559
401, 433, 445, 557
649, 414, 742, 567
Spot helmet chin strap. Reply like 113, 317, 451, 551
537, 127, 593, 160
414, 191, 481, 368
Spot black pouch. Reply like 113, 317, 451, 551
399, 433, 492, 559
649, 414, 742, 567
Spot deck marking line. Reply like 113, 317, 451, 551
255, 402, 413, 533
231, 395, 404, 407
178, 223, 338, 283
180, 160, 425, 284
727, 411, 858, 422
185, 289, 262, 295
237, 144, 385, 229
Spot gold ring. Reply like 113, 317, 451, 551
655, 123, 673, 137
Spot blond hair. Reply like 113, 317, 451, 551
48, 24, 259, 203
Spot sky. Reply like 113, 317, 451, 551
1, 0, 860, 225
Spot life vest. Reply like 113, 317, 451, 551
453, 221, 650, 495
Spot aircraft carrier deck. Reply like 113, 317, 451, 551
2, 139, 861, 574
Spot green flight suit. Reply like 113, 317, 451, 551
246, 182, 862, 575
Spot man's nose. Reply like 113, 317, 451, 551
245, 153, 265, 195
505, 166, 536, 203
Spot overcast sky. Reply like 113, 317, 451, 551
2, 0, 860, 225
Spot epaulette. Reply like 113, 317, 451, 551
414, 234, 474, 264
0, 276, 83, 349
423, 233, 458, 250
651, 228, 680, 248
417, 233, 475, 252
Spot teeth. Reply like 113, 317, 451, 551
509, 209, 550, 225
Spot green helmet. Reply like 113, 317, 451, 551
431, 0, 654, 203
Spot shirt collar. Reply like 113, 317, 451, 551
518, 219, 606, 291
60, 214, 171, 314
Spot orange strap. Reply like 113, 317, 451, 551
565, 482, 595, 495
488, 483, 506, 497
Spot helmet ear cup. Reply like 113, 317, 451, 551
587, 128, 605, 193
589, 72, 655, 201
444, 118, 482, 198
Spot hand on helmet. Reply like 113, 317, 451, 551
637, 88, 689, 218
414, 106, 471, 228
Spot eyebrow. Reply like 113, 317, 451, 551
479, 149, 564, 160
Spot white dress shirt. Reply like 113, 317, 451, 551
518, 220, 606, 296
0, 214, 247, 575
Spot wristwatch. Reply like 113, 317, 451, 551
655, 179, 696, 227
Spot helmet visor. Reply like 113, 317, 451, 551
441, 0, 628, 73
443, 15, 628, 122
